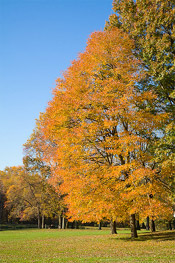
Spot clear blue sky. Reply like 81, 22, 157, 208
0, 0, 113, 170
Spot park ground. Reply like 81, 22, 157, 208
0, 228, 175, 263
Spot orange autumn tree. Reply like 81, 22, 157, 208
23, 124, 67, 227
40, 28, 172, 238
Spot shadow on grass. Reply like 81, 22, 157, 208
115, 230, 175, 242
0, 224, 38, 231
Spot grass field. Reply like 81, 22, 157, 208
0, 228, 175, 262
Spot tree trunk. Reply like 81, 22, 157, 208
110, 220, 117, 234
98, 222, 102, 230
168, 220, 172, 230
62, 216, 65, 229
130, 214, 138, 238
74, 220, 79, 229
38, 213, 41, 229
150, 219, 155, 232
136, 220, 140, 230
172, 219, 175, 230
58, 215, 62, 229
66, 219, 69, 229
41, 215, 44, 229
146, 216, 149, 230
141, 222, 146, 229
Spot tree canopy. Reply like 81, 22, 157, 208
39, 28, 173, 237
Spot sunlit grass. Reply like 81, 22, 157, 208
0, 228, 174, 262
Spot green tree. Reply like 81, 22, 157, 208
106, 0, 175, 117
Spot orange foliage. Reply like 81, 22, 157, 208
39, 28, 172, 223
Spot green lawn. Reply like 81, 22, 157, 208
0, 228, 174, 262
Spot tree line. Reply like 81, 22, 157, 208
0, 0, 174, 238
